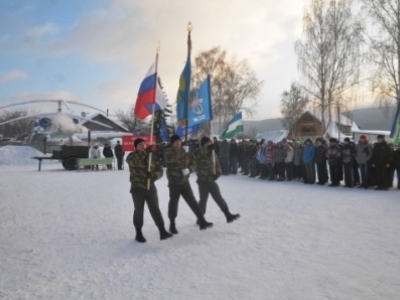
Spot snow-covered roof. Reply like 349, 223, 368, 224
256, 130, 289, 143
80, 113, 129, 132
307, 111, 353, 126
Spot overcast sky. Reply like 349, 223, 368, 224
0, 0, 320, 120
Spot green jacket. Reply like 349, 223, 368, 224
164, 147, 195, 184
192, 145, 222, 182
126, 151, 163, 190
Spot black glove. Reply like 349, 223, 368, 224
145, 145, 153, 153
213, 172, 221, 181
207, 144, 215, 151
146, 171, 154, 180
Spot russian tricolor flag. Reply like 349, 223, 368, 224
134, 63, 167, 120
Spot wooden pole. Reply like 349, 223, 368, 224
147, 42, 160, 190
184, 22, 192, 144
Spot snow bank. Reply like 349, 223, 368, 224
0, 146, 47, 166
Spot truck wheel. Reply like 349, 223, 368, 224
65, 157, 78, 170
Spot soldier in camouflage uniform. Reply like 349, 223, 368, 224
125, 138, 173, 243
164, 135, 214, 234
192, 137, 240, 223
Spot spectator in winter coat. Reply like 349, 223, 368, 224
103, 143, 114, 170
327, 138, 342, 186
239, 140, 249, 175
90, 143, 101, 170
372, 135, 393, 190
247, 140, 258, 178
266, 141, 275, 181
114, 141, 125, 170
315, 138, 328, 185
341, 138, 356, 187
229, 139, 238, 174
213, 137, 220, 156
257, 142, 267, 179
355, 135, 373, 189
293, 140, 303, 180
219, 139, 230, 175
285, 144, 294, 181
275, 142, 287, 181
302, 139, 316, 184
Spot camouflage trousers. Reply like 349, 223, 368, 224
168, 182, 204, 221
130, 185, 165, 229
197, 180, 229, 215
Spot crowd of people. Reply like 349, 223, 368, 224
188, 134, 398, 191
89, 141, 125, 170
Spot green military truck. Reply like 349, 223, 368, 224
32, 145, 89, 171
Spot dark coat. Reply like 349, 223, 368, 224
372, 141, 393, 165
103, 146, 114, 158
274, 143, 286, 163
247, 144, 258, 159
230, 142, 238, 157
342, 144, 355, 165
315, 145, 327, 164
114, 144, 125, 157
392, 148, 400, 167
327, 145, 342, 165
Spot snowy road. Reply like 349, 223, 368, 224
1, 160, 399, 299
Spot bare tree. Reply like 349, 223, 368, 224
280, 83, 309, 135
0, 109, 36, 140
192, 47, 263, 135
361, 0, 400, 109
114, 105, 148, 134
295, 0, 362, 130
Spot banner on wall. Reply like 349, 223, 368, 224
122, 135, 156, 152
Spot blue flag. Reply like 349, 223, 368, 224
176, 56, 191, 122
176, 124, 199, 137
160, 117, 169, 142
188, 76, 213, 127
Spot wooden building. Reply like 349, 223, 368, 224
292, 111, 357, 141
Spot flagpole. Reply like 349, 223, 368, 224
147, 42, 160, 190
185, 21, 192, 144
207, 74, 217, 175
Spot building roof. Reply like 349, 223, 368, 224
81, 113, 129, 132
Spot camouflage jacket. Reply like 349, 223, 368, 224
125, 151, 163, 190
192, 145, 222, 182
164, 147, 194, 184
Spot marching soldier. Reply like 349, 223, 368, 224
192, 137, 240, 223
126, 138, 173, 243
164, 135, 214, 234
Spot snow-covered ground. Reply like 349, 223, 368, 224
1, 146, 399, 300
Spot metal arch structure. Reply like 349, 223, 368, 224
0, 99, 111, 129
0, 99, 108, 115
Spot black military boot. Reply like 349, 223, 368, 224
135, 227, 146, 243
224, 210, 241, 223
198, 216, 213, 230
158, 225, 173, 240
169, 220, 178, 234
